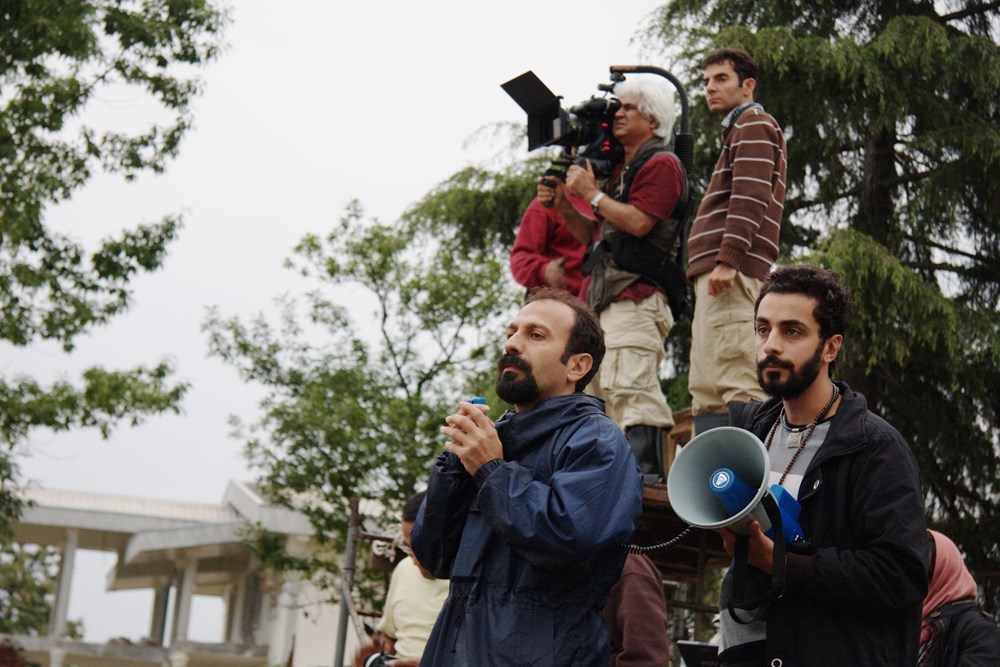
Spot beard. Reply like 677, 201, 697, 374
495, 352, 541, 405
757, 341, 824, 400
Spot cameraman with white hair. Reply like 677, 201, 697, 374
538, 76, 687, 484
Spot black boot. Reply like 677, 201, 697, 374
692, 412, 729, 437
626, 425, 665, 485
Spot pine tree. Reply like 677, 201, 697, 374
648, 0, 1000, 609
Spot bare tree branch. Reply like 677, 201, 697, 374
903, 233, 1000, 267
939, 1, 1000, 23
786, 187, 858, 214
903, 260, 1000, 281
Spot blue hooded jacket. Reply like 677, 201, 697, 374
411, 393, 643, 666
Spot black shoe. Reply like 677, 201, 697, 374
626, 424, 667, 484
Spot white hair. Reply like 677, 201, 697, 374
613, 78, 676, 140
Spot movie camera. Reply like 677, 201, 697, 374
501, 70, 621, 187
502, 66, 694, 203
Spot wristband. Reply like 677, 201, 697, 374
590, 192, 606, 214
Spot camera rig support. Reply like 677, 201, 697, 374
608, 64, 694, 177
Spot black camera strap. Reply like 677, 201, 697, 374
580, 138, 694, 318
612, 140, 689, 225
727, 492, 789, 625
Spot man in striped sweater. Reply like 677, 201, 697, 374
686, 48, 787, 436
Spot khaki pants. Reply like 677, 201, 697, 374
688, 272, 766, 416
589, 291, 675, 430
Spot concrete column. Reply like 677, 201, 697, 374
241, 569, 264, 645
225, 575, 247, 644
266, 573, 301, 665
170, 556, 198, 644
48, 528, 79, 637
168, 651, 189, 667
48, 648, 66, 667
149, 580, 171, 645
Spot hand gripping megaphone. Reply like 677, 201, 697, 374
666, 426, 805, 546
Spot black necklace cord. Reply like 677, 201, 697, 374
765, 383, 840, 486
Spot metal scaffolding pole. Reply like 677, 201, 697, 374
333, 498, 360, 667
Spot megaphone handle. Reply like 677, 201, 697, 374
727, 493, 788, 625
768, 493, 787, 592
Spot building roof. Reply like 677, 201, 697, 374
12, 480, 315, 594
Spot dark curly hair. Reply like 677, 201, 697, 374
524, 288, 605, 392
755, 264, 855, 341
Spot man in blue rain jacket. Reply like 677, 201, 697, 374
411, 288, 644, 666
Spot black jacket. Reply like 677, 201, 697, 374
728, 382, 928, 665
920, 598, 1000, 666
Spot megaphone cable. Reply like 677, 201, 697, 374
624, 526, 696, 555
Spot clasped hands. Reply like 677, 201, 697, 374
440, 400, 501, 476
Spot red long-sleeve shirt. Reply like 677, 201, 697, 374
509, 195, 590, 295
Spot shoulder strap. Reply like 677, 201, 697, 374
612, 144, 691, 266
662, 150, 690, 216
614, 144, 689, 214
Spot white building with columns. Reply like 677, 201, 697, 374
5, 480, 361, 667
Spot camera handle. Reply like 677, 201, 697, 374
540, 160, 572, 208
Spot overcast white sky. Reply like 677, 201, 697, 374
10, 0, 675, 645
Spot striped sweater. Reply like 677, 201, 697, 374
686, 107, 786, 280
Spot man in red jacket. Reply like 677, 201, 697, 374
603, 552, 670, 665
509, 193, 590, 296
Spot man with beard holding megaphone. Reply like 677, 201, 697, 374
714, 264, 927, 667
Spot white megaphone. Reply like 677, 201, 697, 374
667, 427, 805, 543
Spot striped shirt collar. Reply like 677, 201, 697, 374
722, 102, 763, 130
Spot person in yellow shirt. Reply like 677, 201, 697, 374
372, 492, 449, 666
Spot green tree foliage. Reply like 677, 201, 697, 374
1, 0, 228, 345
647, 0, 1000, 608
0, 1, 228, 532
0, 543, 82, 638
205, 202, 519, 603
